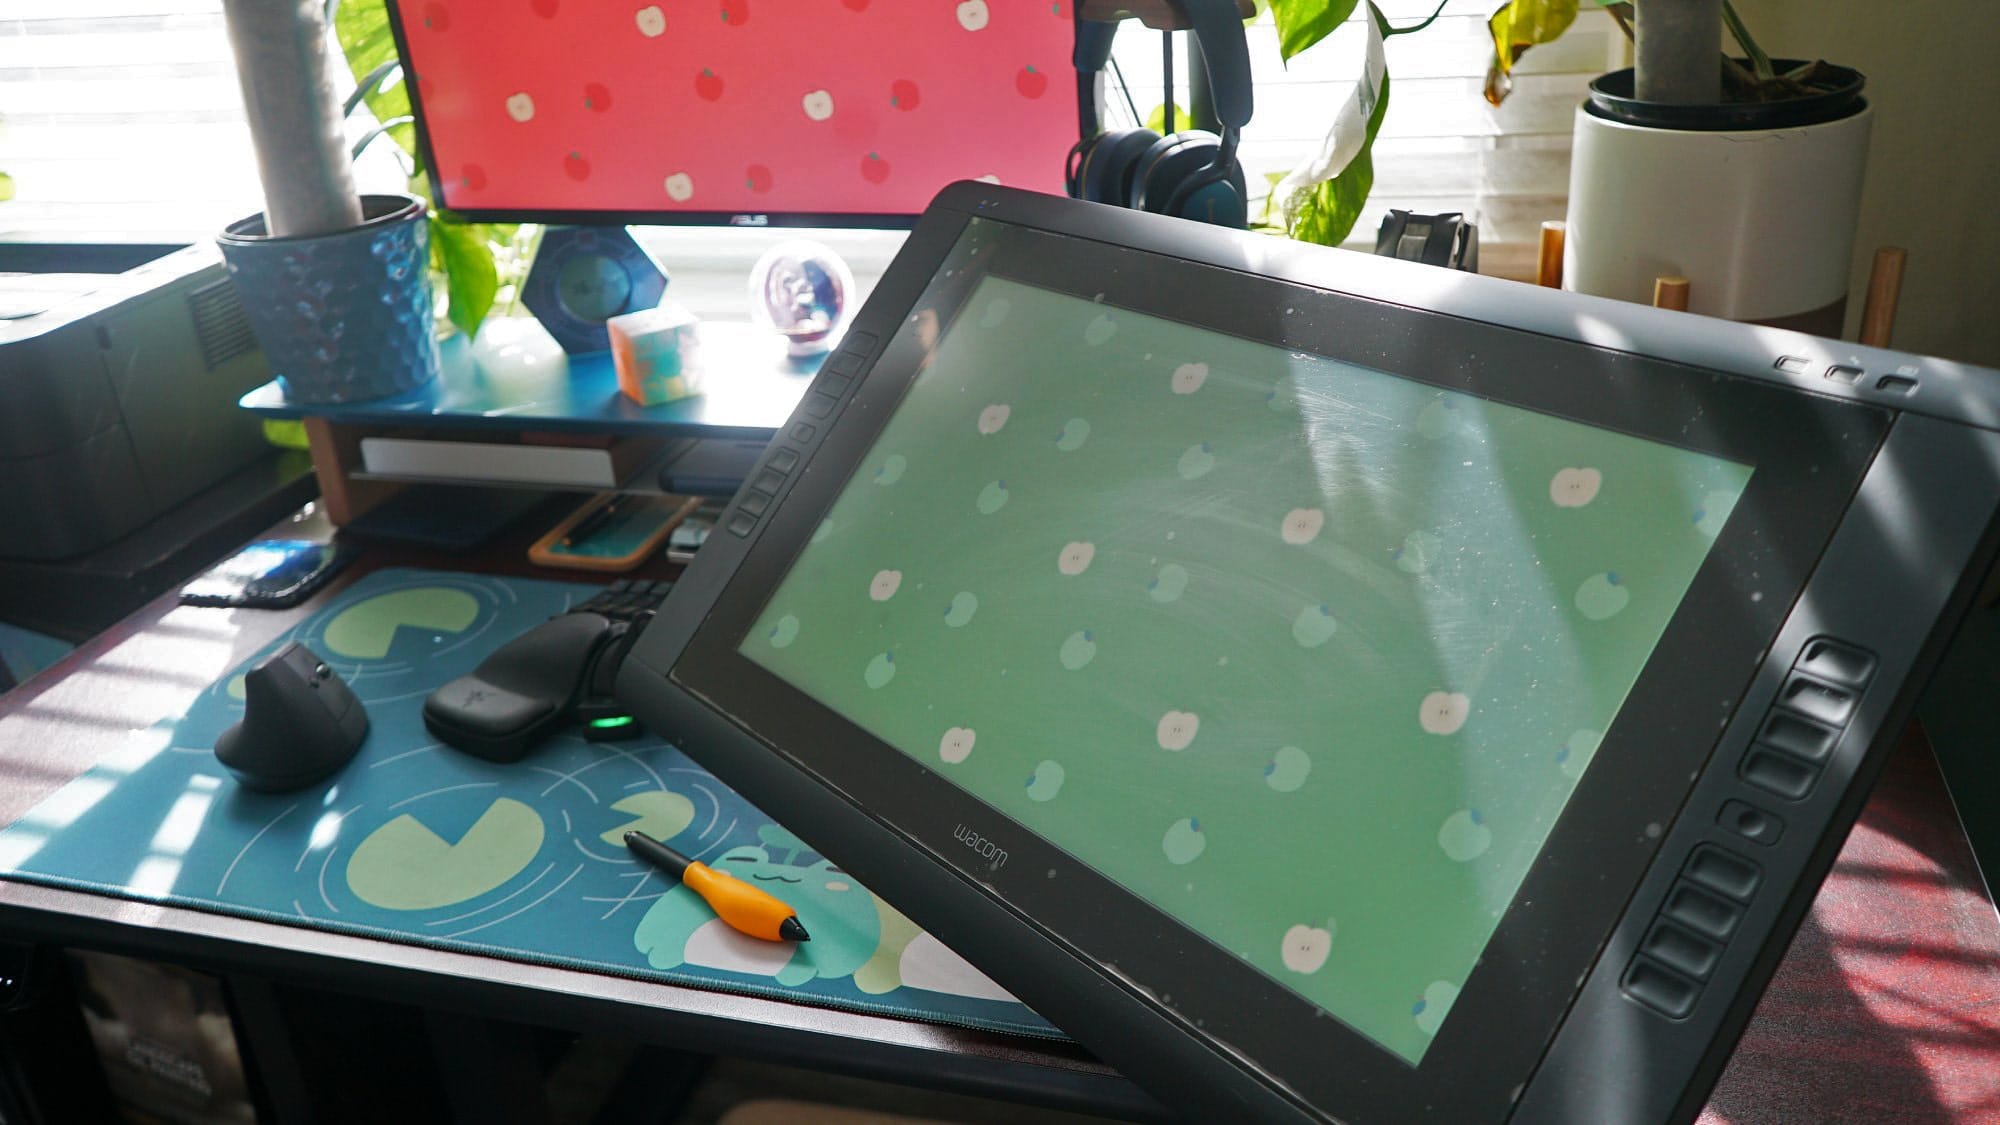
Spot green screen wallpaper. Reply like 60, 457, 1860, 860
743, 273, 1751, 1062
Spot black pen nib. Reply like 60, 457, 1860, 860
779, 916, 811, 942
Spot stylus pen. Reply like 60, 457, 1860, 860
624, 831, 811, 942
562, 497, 624, 547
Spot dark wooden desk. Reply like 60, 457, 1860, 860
2, 516, 1997, 1122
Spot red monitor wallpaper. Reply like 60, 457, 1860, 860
391, 0, 1082, 222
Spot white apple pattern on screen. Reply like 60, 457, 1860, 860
505, 92, 535, 121
1025, 760, 1065, 801
1281, 922, 1334, 974
1575, 572, 1631, 620
663, 172, 694, 201
1694, 488, 1739, 538
1291, 604, 1338, 648
1419, 691, 1470, 735
874, 454, 907, 485
1549, 466, 1602, 508
1083, 313, 1116, 345
766, 614, 800, 648
864, 651, 896, 689
1059, 630, 1096, 670
977, 404, 1010, 434
976, 481, 1009, 514
1438, 809, 1493, 861
1057, 541, 1095, 575
943, 591, 978, 627
1413, 980, 1460, 1036
1415, 398, 1458, 440
1264, 746, 1311, 792
1055, 418, 1090, 451
634, 5, 665, 36
869, 569, 902, 601
1395, 529, 1441, 574
938, 727, 975, 764
1162, 818, 1205, 864
1557, 728, 1601, 779
1156, 710, 1199, 751
1147, 564, 1188, 603
801, 89, 835, 122
1281, 508, 1325, 545
956, 0, 989, 31
1171, 362, 1209, 394
1177, 442, 1215, 479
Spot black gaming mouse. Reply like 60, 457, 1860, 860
215, 642, 368, 791
422, 612, 621, 763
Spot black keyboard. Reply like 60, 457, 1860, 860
574, 578, 673, 623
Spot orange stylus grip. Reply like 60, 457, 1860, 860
681, 861, 799, 942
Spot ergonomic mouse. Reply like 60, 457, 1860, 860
215, 642, 368, 791
422, 612, 620, 763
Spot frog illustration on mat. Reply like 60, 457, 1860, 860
632, 824, 1015, 1001
634, 825, 881, 987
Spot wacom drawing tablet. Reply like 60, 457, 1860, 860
617, 183, 2000, 1123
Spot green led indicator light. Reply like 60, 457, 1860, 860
589, 715, 636, 730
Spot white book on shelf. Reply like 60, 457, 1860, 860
358, 437, 624, 488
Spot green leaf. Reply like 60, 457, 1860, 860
1289, 69, 1390, 247
334, 0, 417, 159
1143, 102, 1192, 134
430, 214, 499, 338
1486, 0, 1579, 77
1270, 0, 1361, 62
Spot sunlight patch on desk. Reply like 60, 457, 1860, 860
128, 855, 187, 898
146, 776, 220, 856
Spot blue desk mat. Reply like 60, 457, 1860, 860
0, 569, 1058, 1039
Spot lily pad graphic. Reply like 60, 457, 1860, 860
347, 798, 544, 911
323, 587, 479, 660
602, 789, 696, 846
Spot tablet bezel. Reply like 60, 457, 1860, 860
646, 199, 1889, 1120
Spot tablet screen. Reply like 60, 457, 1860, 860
739, 271, 1752, 1063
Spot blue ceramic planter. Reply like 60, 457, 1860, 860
218, 193, 441, 405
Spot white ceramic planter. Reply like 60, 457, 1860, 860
1565, 102, 1871, 336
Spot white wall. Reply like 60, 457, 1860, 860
1731, 0, 2000, 365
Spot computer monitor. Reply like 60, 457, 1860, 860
615, 183, 2000, 1122
385, 1, 1081, 226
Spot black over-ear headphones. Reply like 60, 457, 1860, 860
1064, 1, 1253, 228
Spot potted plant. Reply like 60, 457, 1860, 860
1269, 0, 1870, 335
215, 0, 440, 403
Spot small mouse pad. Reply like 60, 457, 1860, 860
0, 569, 1055, 1039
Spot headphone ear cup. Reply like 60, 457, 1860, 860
1075, 128, 1162, 206
1132, 132, 1246, 228
1165, 153, 1249, 228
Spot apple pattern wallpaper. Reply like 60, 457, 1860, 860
743, 274, 1754, 1062
391, 0, 1079, 215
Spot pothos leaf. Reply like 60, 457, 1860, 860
1289, 68, 1390, 247
333, 0, 417, 159
1144, 102, 1192, 134
429, 214, 499, 339
1270, 0, 1362, 62
1487, 0, 1580, 76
